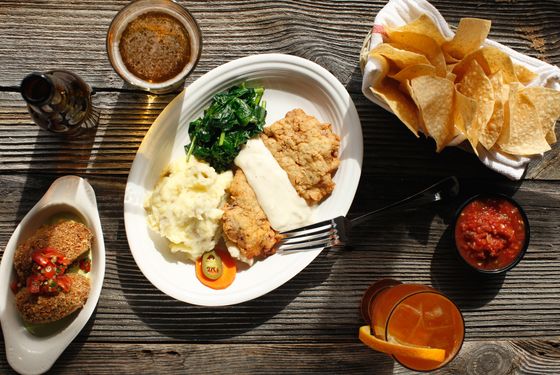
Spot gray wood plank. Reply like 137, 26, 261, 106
1, 0, 560, 373
0, 0, 558, 88
1, 0, 559, 178
1, 91, 559, 179
1, 175, 559, 343
1, 341, 559, 374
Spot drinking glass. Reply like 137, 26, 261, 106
106, 0, 202, 94
361, 279, 465, 371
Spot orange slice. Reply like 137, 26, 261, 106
358, 325, 446, 362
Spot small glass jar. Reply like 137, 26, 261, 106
106, 0, 202, 94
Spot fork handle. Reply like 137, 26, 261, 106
349, 176, 459, 227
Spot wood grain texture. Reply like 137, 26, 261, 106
1, 174, 560, 373
0, 341, 559, 374
0, 90, 558, 179
1, 0, 559, 178
0, 343, 395, 374
1, 0, 560, 374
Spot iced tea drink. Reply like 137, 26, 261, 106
360, 279, 464, 371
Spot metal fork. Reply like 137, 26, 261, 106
277, 176, 459, 252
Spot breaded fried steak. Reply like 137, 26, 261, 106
14, 220, 93, 280
261, 108, 340, 204
15, 273, 90, 324
222, 109, 341, 261
222, 170, 282, 260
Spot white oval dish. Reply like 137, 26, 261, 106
124, 53, 363, 306
0, 176, 105, 375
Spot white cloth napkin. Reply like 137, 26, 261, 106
361, 0, 560, 180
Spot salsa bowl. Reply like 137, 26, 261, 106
453, 193, 530, 274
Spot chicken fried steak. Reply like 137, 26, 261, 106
222, 169, 282, 260
222, 109, 341, 262
261, 108, 340, 204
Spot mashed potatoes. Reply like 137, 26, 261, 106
144, 156, 233, 261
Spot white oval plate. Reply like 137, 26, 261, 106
0, 176, 106, 375
124, 54, 363, 306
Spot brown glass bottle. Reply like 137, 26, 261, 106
20, 71, 98, 136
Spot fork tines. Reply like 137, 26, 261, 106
277, 217, 344, 251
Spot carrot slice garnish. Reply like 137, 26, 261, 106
196, 248, 236, 290
358, 325, 446, 363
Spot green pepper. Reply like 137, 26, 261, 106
201, 250, 223, 280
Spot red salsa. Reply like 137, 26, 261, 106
455, 197, 527, 271
28, 247, 73, 294
11, 247, 75, 295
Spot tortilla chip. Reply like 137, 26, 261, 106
497, 84, 551, 155
399, 79, 429, 135
548, 128, 558, 144
386, 31, 446, 77
410, 75, 455, 151
479, 71, 506, 150
452, 47, 517, 83
366, 14, 559, 157
477, 47, 517, 83
456, 60, 495, 151
444, 50, 460, 65
371, 78, 420, 137
370, 43, 431, 72
398, 79, 413, 96
453, 88, 478, 137
514, 64, 538, 85
391, 14, 447, 45
522, 86, 560, 144
443, 18, 491, 60
446, 71, 457, 82
391, 64, 436, 83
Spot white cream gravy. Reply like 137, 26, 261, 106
234, 138, 312, 232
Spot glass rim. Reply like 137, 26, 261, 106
360, 278, 402, 324
384, 289, 465, 372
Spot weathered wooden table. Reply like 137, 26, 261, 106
1, 1, 559, 373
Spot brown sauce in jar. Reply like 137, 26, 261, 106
119, 11, 190, 83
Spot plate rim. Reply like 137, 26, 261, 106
124, 53, 363, 306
